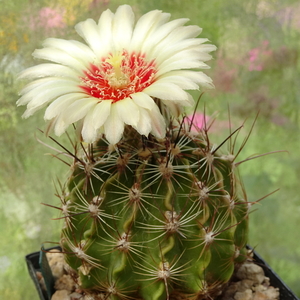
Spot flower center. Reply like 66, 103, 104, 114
105, 52, 128, 88
80, 51, 157, 103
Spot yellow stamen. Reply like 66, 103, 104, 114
105, 52, 129, 88
105, 52, 124, 78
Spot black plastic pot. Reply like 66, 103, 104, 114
25, 249, 49, 300
249, 250, 299, 300
25, 246, 299, 300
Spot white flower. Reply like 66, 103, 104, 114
17, 5, 216, 145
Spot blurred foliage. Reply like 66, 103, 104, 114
0, 0, 299, 298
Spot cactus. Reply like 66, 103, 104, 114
56, 113, 249, 300
17, 5, 253, 300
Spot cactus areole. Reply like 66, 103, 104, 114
17, 5, 250, 300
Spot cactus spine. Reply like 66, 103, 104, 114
58, 112, 249, 300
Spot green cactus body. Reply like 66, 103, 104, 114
60, 119, 249, 300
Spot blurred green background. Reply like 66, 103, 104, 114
1, 0, 299, 299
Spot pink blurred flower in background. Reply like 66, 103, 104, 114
185, 112, 209, 132
248, 40, 272, 71
38, 7, 66, 29
185, 112, 230, 134
27, 6, 66, 33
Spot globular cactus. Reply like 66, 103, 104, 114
16, 4, 252, 300
58, 115, 249, 300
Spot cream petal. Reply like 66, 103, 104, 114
92, 100, 112, 129
200, 43, 218, 53
60, 98, 97, 125
159, 70, 214, 89
146, 18, 190, 47
160, 100, 183, 117
44, 93, 87, 120
18, 78, 53, 99
18, 77, 63, 95
148, 104, 166, 139
97, 9, 114, 56
19, 79, 80, 107
186, 92, 194, 106
159, 18, 190, 34
114, 98, 140, 127
18, 64, 79, 80
136, 14, 188, 54
160, 97, 193, 108
42, 38, 96, 64
104, 106, 124, 144
21, 85, 82, 118
193, 48, 215, 61
153, 40, 206, 63
156, 49, 212, 72
112, 5, 134, 50
75, 18, 103, 57
132, 107, 152, 136
147, 26, 202, 60
143, 82, 190, 101
161, 70, 210, 82
129, 10, 170, 53
53, 115, 69, 136
163, 25, 202, 43
33, 48, 87, 71
130, 92, 156, 110
156, 59, 210, 77
81, 109, 98, 143
187, 71, 214, 88
155, 76, 199, 90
